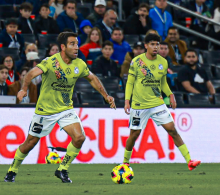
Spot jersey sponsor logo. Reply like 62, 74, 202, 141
32, 123, 43, 134
158, 64, 163, 70
51, 82, 74, 92
155, 110, 167, 116
74, 67, 79, 74
158, 72, 163, 74
60, 113, 74, 120
38, 108, 43, 111
135, 103, 140, 106
150, 64, 156, 71
65, 67, 72, 75
132, 117, 140, 126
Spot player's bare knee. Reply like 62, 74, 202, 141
168, 129, 178, 138
75, 134, 86, 145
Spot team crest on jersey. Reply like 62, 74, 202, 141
65, 67, 72, 75
158, 64, 163, 70
150, 64, 156, 70
74, 67, 79, 74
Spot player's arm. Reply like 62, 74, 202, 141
17, 67, 43, 102
161, 75, 176, 109
124, 73, 135, 115
84, 71, 116, 109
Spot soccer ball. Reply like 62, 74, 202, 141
45, 152, 62, 164
111, 164, 134, 184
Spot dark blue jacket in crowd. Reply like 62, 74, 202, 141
110, 39, 132, 66
26, 0, 48, 16
0, 0, 23, 4
78, 20, 93, 46
56, 11, 84, 33
0, 29, 24, 55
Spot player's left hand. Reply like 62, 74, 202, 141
170, 94, 177, 109
105, 95, 116, 110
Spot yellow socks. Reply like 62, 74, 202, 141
58, 142, 80, 171
123, 149, 133, 164
8, 147, 28, 173
178, 144, 191, 163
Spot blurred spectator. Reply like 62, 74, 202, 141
146, 29, 160, 36
1, 56, 19, 85
87, 0, 106, 26
120, 41, 145, 77
45, 43, 60, 57
8, 67, 37, 104
0, 65, 9, 95
26, 0, 48, 17
158, 42, 173, 72
124, 3, 151, 35
56, 0, 84, 33
51, 0, 65, 17
106, 0, 118, 11
78, 20, 93, 46
178, 49, 215, 95
149, 0, 173, 40
0, 0, 23, 5
184, 0, 211, 49
95, 9, 118, 41
35, 4, 60, 34
18, 2, 36, 35
15, 43, 38, 71
110, 27, 132, 66
79, 27, 102, 60
213, 0, 220, 47
92, 40, 119, 77
49, 0, 56, 18
164, 27, 187, 65
0, 18, 24, 55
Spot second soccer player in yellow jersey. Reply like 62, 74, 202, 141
123, 34, 201, 171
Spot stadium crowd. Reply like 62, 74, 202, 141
0, 0, 220, 105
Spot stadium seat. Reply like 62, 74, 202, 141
0, 5, 17, 18
38, 48, 47, 60
213, 65, 220, 79
0, 48, 20, 61
99, 77, 120, 92
172, 92, 186, 105
74, 78, 95, 92
200, 50, 220, 65
211, 80, 220, 92
124, 34, 139, 47
38, 34, 58, 48
77, 6, 91, 18
187, 93, 211, 105
202, 66, 214, 79
78, 92, 105, 105
72, 92, 79, 104
22, 34, 36, 44
140, 34, 145, 41
214, 94, 220, 105
109, 91, 125, 105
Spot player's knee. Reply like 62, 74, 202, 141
75, 134, 86, 144
168, 129, 178, 138
25, 138, 38, 150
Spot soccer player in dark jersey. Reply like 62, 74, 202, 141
4, 32, 116, 183
123, 34, 201, 170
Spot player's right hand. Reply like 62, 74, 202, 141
124, 100, 130, 115
17, 90, 27, 102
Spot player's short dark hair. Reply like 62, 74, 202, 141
160, 42, 169, 47
168, 26, 179, 33
185, 49, 198, 57
112, 27, 123, 34
144, 33, 161, 44
57, 32, 78, 51
19, 66, 30, 75
0, 65, 8, 71
102, 40, 113, 49
138, 3, 149, 11
20, 2, 33, 11
6, 18, 18, 26
40, 3, 50, 10
64, 0, 77, 7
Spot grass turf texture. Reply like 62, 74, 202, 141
0, 164, 219, 195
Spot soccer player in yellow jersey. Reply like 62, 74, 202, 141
123, 34, 201, 170
4, 32, 116, 183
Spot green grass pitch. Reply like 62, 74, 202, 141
0, 164, 220, 195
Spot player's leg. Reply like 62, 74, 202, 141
4, 135, 39, 182
162, 122, 201, 170
123, 129, 141, 165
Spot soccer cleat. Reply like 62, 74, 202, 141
4, 171, 17, 182
188, 160, 201, 171
55, 169, 72, 183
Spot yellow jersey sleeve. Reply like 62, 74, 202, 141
125, 60, 136, 100
79, 60, 90, 78
36, 57, 50, 73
